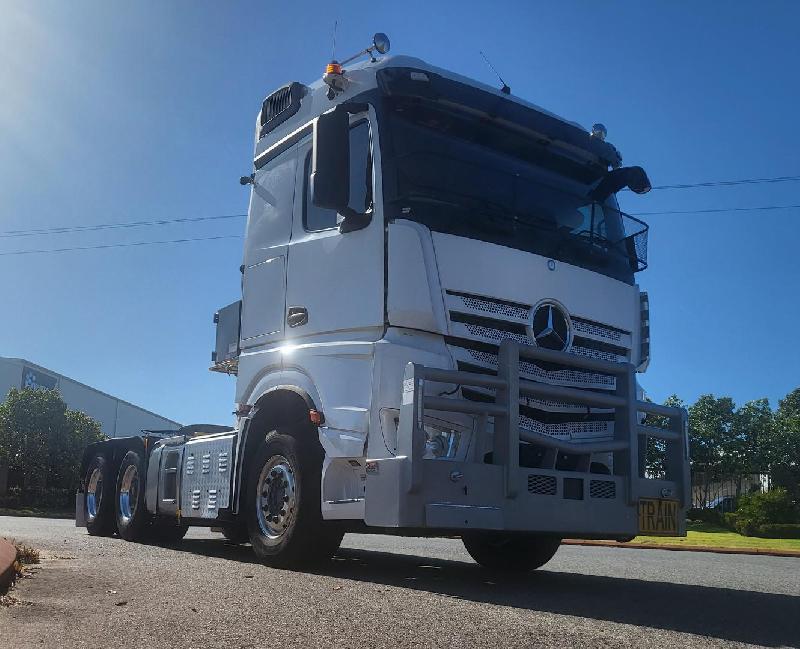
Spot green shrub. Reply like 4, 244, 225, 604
0, 486, 74, 511
735, 518, 759, 536
687, 508, 725, 525
722, 512, 739, 530
736, 488, 798, 526
752, 524, 800, 539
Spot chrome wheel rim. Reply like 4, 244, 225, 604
86, 468, 103, 521
256, 455, 296, 540
118, 464, 139, 523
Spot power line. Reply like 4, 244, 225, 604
646, 174, 800, 191
632, 204, 800, 216
0, 234, 243, 257
0, 213, 247, 239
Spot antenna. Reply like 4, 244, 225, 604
479, 50, 511, 95
331, 19, 338, 61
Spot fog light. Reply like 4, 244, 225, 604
423, 423, 461, 459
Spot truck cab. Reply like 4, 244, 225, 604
78, 37, 689, 571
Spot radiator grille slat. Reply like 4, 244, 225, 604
445, 291, 632, 443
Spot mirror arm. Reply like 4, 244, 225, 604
339, 208, 373, 234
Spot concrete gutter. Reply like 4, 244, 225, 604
563, 539, 800, 558
0, 538, 17, 592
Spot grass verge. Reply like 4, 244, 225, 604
628, 521, 800, 553
0, 507, 74, 519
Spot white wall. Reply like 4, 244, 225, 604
0, 360, 22, 405
0, 357, 180, 438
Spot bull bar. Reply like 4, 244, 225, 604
364, 340, 690, 537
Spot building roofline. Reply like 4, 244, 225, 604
0, 356, 182, 427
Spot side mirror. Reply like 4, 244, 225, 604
311, 108, 350, 211
625, 166, 652, 195
589, 166, 652, 201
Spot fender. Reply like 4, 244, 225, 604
232, 372, 368, 514
79, 436, 147, 491
247, 367, 368, 455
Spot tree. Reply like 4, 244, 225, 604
688, 394, 736, 506
0, 388, 104, 494
772, 388, 800, 500
643, 394, 686, 479
730, 398, 775, 494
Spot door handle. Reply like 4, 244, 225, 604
287, 306, 308, 328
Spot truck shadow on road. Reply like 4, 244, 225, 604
173, 538, 798, 647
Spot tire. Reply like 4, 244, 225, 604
149, 522, 189, 544
84, 453, 116, 536
246, 430, 343, 567
115, 450, 150, 542
462, 532, 561, 572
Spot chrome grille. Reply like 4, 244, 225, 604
464, 323, 529, 346
466, 348, 617, 390
446, 291, 632, 443
569, 345, 621, 364
590, 480, 617, 499
572, 318, 624, 344
528, 474, 557, 495
519, 415, 613, 439
453, 292, 530, 321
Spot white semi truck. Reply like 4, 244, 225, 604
77, 34, 689, 571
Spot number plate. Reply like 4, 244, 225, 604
638, 498, 679, 536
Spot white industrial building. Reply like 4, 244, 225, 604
0, 357, 181, 438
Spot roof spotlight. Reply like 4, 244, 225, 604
372, 33, 390, 55
590, 123, 607, 141
339, 32, 392, 66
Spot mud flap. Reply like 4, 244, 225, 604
75, 492, 86, 527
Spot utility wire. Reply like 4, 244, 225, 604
642, 174, 800, 191
0, 234, 243, 257
3, 201, 799, 256
631, 204, 800, 216
1, 173, 798, 251
0, 213, 247, 239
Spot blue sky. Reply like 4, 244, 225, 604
1, 1, 798, 424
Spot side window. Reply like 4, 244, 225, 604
304, 121, 372, 231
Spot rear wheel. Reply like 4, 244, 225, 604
115, 450, 150, 541
246, 430, 343, 567
84, 453, 116, 536
462, 532, 561, 572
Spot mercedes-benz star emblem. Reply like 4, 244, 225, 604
531, 303, 571, 351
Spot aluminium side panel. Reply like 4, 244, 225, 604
180, 434, 236, 519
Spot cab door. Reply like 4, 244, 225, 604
284, 113, 384, 343
239, 145, 297, 350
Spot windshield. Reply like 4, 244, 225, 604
380, 95, 645, 284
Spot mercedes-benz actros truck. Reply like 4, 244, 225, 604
77, 34, 689, 572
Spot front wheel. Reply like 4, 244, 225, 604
462, 532, 561, 572
246, 431, 343, 568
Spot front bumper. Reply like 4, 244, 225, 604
365, 340, 689, 538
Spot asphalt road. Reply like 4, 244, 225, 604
1, 516, 798, 648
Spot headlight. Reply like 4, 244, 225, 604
423, 423, 461, 459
